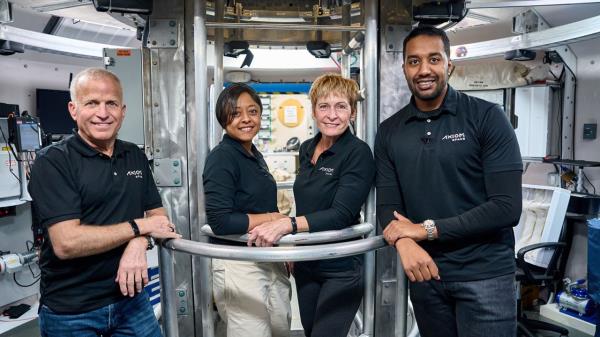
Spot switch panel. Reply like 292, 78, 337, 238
175, 288, 189, 316
583, 123, 597, 140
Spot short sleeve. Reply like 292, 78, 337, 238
28, 151, 81, 228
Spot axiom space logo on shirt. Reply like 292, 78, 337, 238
127, 170, 143, 179
318, 167, 335, 176
441, 132, 466, 142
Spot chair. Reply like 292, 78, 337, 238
516, 242, 569, 337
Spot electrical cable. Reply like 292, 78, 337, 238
12, 241, 41, 287
0, 119, 22, 162
583, 171, 597, 195
0, 119, 27, 183
13, 273, 40, 287
28, 264, 40, 279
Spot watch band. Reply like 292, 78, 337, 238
289, 217, 298, 235
422, 219, 436, 241
129, 219, 141, 237
145, 236, 155, 250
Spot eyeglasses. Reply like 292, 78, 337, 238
316, 103, 351, 114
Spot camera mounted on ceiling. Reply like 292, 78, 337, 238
224, 41, 254, 68
413, 0, 467, 26
307, 41, 332, 59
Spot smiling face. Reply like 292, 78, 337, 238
313, 93, 355, 141
68, 75, 125, 152
224, 92, 261, 151
403, 34, 452, 111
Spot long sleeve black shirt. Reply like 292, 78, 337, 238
294, 129, 375, 232
203, 134, 278, 235
375, 86, 523, 281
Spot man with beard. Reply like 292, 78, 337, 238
374, 26, 523, 337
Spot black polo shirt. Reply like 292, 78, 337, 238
375, 85, 522, 281
294, 129, 375, 232
28, 132, 162, 313
203, 134, 278, 236
294, 129, 375, 271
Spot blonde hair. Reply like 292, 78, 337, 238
309, 73, 360, 113
70, 68, 123, 103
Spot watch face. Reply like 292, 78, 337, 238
423, 220, 435, 240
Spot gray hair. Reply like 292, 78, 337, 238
69, 68, 123, 103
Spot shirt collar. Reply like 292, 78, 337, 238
222, 133, 262, 160
305, 127, 353, 158
68, 130, 128, 158
405, 85, 458, 124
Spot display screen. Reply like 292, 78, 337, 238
36, 89, 75, 135
18, 121, 41, 152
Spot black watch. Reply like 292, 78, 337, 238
145, 236, 155, 250
129, 219, 141, 237
289, 217, 298, 235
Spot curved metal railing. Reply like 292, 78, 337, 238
200, 222, 375, 245
159, 228, 388, 337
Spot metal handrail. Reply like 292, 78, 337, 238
161, 235, 387, 262
200, 222, 374, 245
159, 235, 389, 337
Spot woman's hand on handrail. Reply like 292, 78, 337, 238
248, 218, 293, 247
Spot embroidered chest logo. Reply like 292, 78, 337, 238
127, 170, 143, 179
318, 167, 335, 176
441, 132, 466, 142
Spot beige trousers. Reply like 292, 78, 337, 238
213, 259, 292, 337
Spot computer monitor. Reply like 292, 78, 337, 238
6, 116, 41, 152
15, 118, 41, 152
36, 89, 75, 135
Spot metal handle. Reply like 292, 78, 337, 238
200, 222, 374, 245
162, 235, 387, 262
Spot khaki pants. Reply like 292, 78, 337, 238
213, 259, 291, 337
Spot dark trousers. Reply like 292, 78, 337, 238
410, 273, 517, 337
294, 257, 364, 337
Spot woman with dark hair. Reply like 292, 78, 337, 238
203, 83, 291, 337
249, 74, 375, 337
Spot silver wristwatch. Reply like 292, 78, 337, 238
421, 219, 436, 241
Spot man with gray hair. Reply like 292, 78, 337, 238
29, 68, 180, 336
